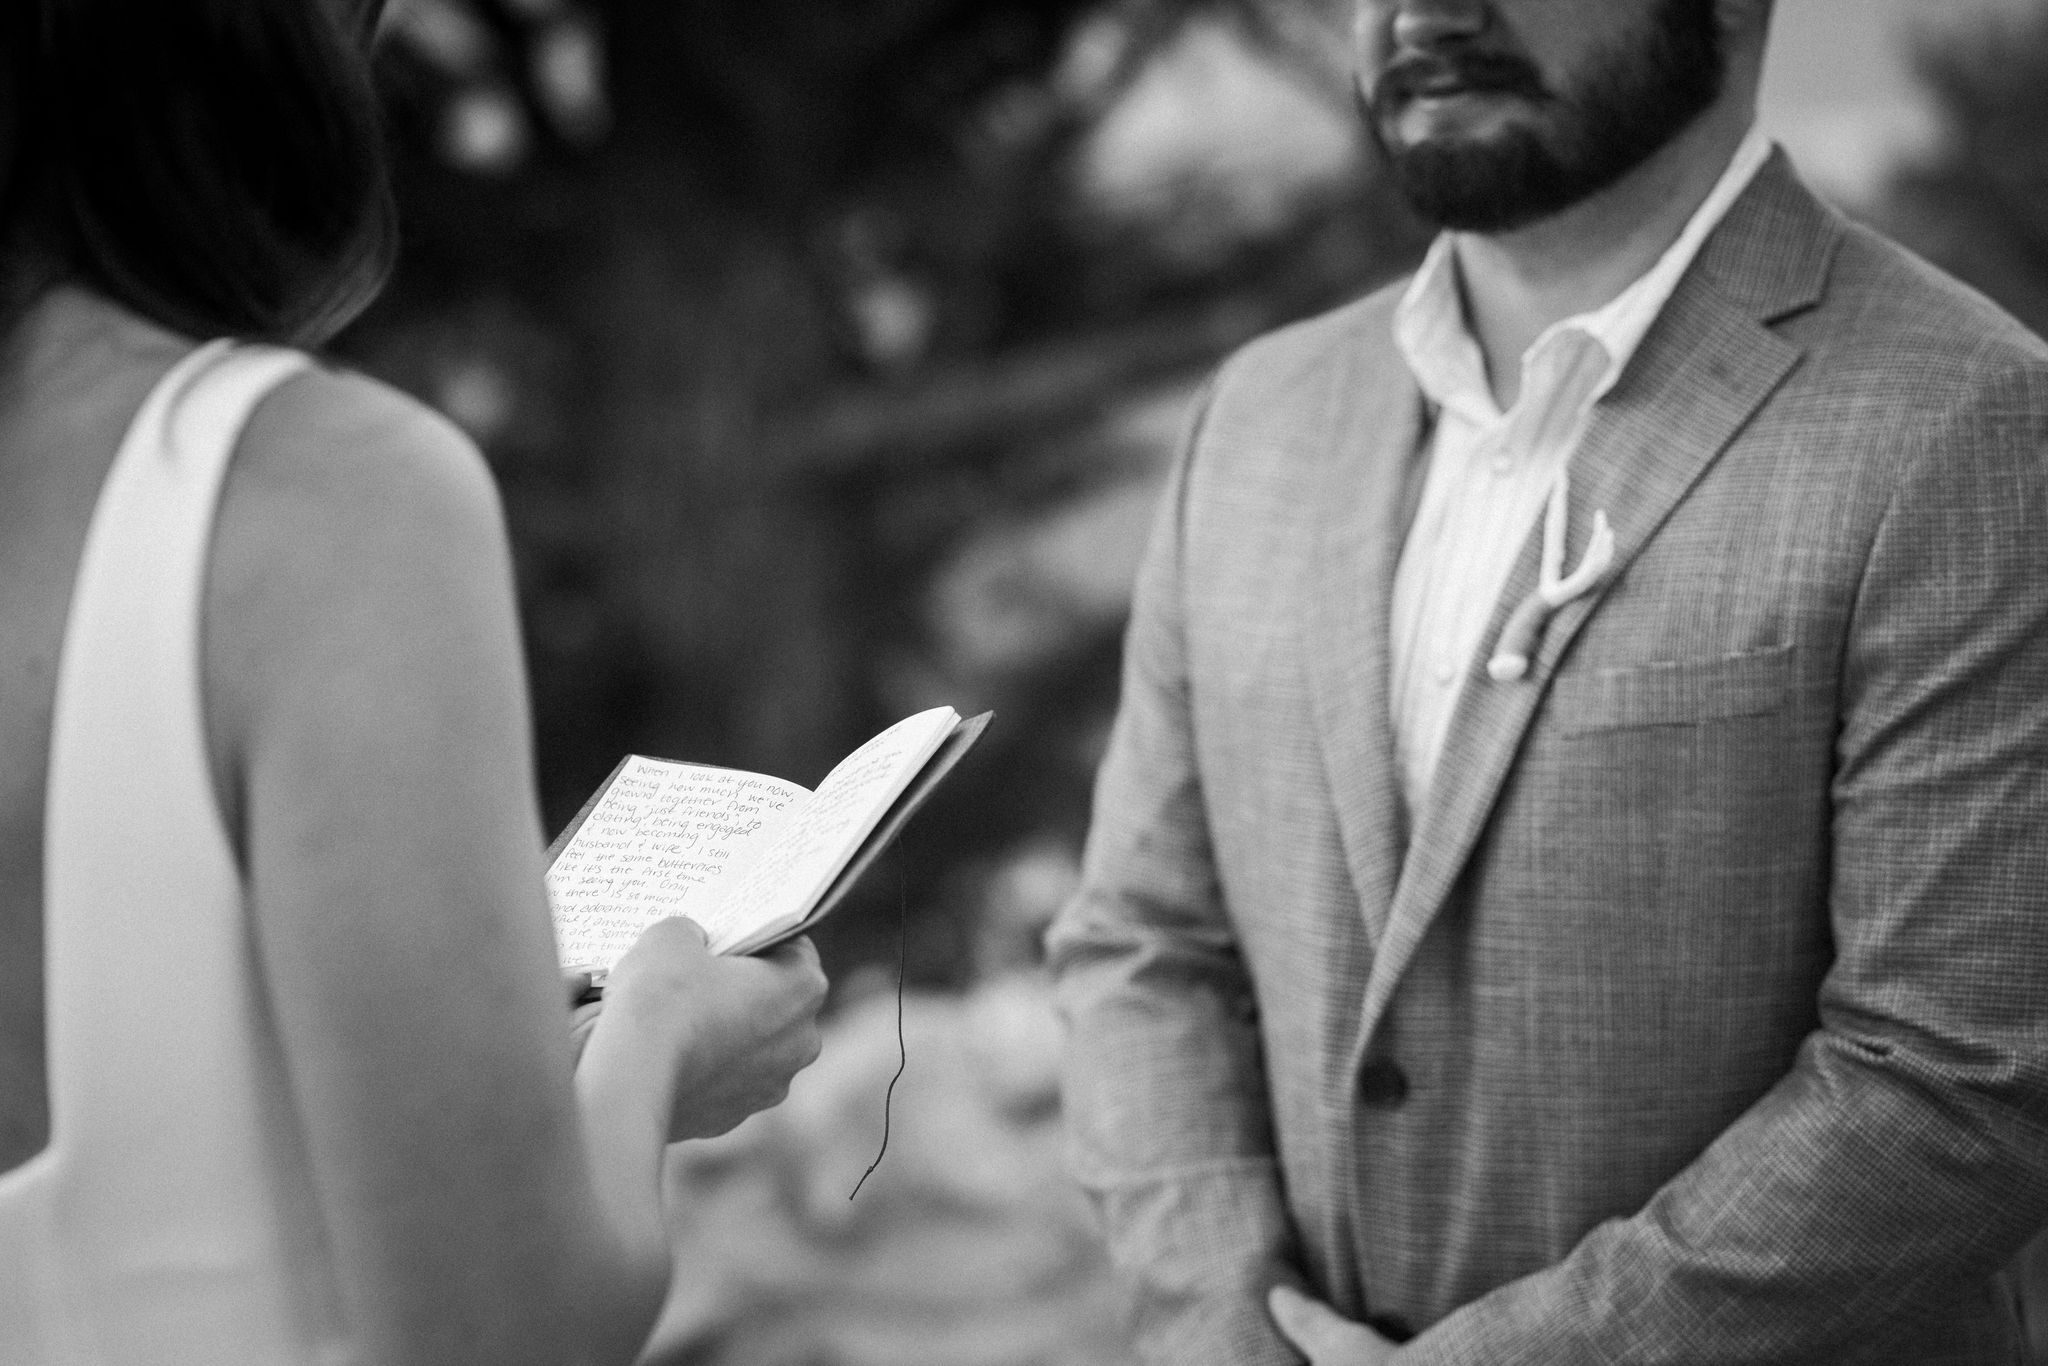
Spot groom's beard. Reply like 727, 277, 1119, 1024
1360, 0, 1726, 234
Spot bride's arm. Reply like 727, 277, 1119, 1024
202, 365, 821, 1366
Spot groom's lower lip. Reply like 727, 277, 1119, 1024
1380, 53, 1542, 103
1395, 73, 1532, 99
1412, 86, 1506, 102
1390, 86, 1530, 120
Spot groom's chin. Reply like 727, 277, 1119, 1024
1380, 136, 1570, 235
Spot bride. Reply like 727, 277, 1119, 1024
0, 3, 827, 1363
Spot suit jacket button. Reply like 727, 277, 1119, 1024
1357, 1058, 1409, 1106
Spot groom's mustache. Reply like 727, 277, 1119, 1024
1372, 48, 1549, 109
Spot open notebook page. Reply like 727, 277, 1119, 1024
699, 706, 959, 954
548, 758, 807, 971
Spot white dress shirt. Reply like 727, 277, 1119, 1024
1388, 124, 1774, 814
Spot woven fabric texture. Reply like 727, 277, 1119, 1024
1048, 151, 2048, 1365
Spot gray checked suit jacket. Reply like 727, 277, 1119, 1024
1047, 151, 2048, 1364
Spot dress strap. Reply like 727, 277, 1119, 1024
22, 340, 335, 1365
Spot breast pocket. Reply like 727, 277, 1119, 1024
1517, 641, 1821, 945
1550, 642, 1796, 735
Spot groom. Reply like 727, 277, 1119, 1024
1048, 0, 2048, 1361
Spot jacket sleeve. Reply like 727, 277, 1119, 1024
1045, 380, 1304, 1366
1405, 358, 2048, 1363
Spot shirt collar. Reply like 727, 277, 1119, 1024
1394, 122, 1775, 425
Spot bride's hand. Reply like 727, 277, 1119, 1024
589, 918, 828, 1142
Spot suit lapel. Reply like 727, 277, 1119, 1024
1302, 337, 1424, 948
1350, 152, 1841, 1047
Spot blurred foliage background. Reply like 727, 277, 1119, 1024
338, 2, 2048, 1361
345, 0, 1426, 992
1878, 4, 2048, 338
341, 9, 1424, 1357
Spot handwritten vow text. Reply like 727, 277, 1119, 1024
547, 759, 804, 970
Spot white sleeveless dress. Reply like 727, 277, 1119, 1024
0, 342, 360, 1365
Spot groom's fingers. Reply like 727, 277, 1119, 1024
1268, 1285, 1395, 1363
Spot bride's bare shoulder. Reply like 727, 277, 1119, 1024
205, 358, 522, 762
229, 361, 500, 535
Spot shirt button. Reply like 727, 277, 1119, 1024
1432, 654, 1458, 685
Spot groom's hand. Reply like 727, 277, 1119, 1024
1268, 1285, 1400, 1365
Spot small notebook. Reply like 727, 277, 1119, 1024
545, 707, 991, 971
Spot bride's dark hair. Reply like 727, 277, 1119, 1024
1, 0, 395, 344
